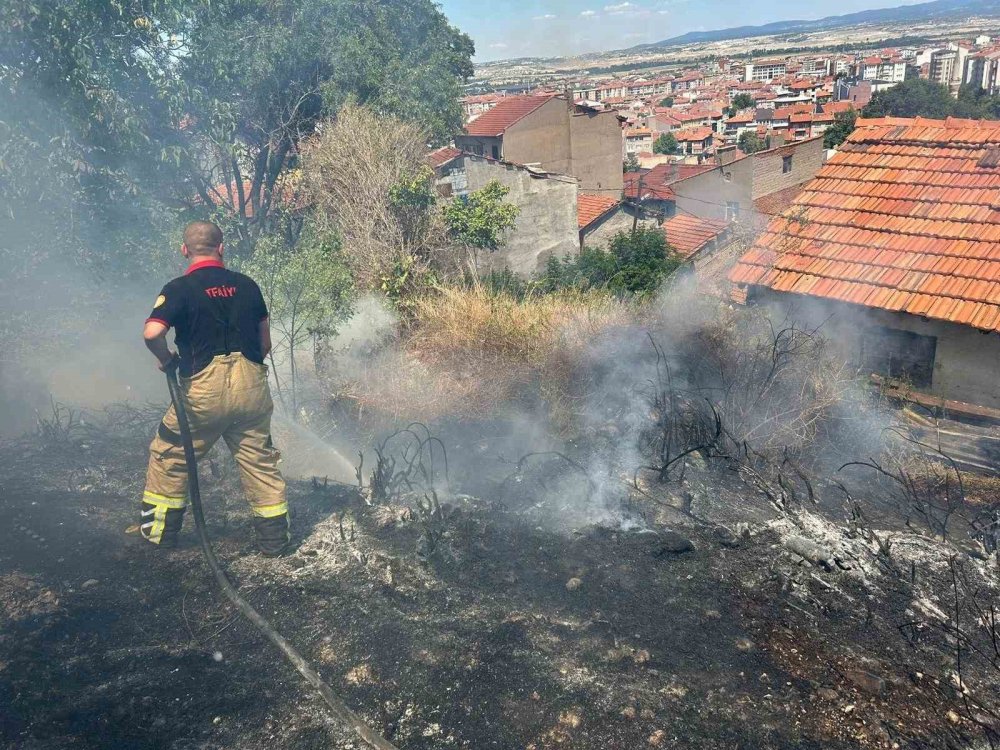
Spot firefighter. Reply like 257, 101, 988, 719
140, 220, 289, 556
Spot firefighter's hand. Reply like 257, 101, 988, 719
158, 353, 181, 374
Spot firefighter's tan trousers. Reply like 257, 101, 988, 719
142, 353, 286, 544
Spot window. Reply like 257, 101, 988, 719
725, 201, 740, 221
861, 327, 937, 388
782, 155, 793, 173
472, 144, 484, 157
491, 145, 500, 160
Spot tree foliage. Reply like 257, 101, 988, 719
237, 224, 353, 415
861, 78, 998, 120
738, 131, 769, 154
653, 132, 679, 155
444, 181, 520, 252
659, 96, 674, 107
823, 109, 858, 149
729, 92, 754, 116
0, 0, 475, 265
623, 153, 641, 172
539, 227, 681, 296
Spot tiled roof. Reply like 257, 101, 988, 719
427, 147, 463, 168
753, 181, 809, 217
663, 214, 730, 258
729, 117, 1000, 333
675, 126, 714, 142
464, 94, 555, 137
822, 101, 856, 115
624, 163, 715, 200
578, 194, 621, 229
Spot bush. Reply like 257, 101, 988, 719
539, 227, 682, 296
338, 285, 634, 423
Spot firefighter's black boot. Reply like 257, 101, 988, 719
253, 512, 291, 557
139, 501, 186, 548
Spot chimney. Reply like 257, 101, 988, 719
716, 144, 739, 165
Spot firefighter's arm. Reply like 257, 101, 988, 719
259, 318, 272, 359
143, 320, 178, 371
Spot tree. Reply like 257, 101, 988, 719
862, 78, 961, 119
659, 96, 674, 108
299, 104, 446, 294
824, 109, 858, 149
624, 153, 641, 172
238, 225, 353, 417
653, 132, 679, 155
0, 0, 476, 263
444, 181, 520, 256
738, 131, 769, 154
728, 92, 754, 116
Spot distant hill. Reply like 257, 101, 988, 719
643, 0, 1000, 49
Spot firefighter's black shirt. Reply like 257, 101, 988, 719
147, 259, 269, 377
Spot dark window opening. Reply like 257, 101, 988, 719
472, 144, 484, 156
782, 154, 793, 173
491, 145, 500, 160
861, 326, 937, 388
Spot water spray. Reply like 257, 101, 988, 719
164, 368, 399, 750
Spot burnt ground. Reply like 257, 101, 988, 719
1, 415, 998, 750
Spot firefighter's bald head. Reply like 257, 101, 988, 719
182, 221, 224, 258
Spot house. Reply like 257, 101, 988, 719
461, 93, 507, 121
745, 59, 788, 83
577, 194, 649, 249
857, 55, 908, 84
454, 94, 624, 196
674, 127, 715, 158
427, 147, 465, 197
624, 162, 716, 218
964, 48, 1000, 95
662, 213, 730, 261
729, 117, 1000, 409
671, 136, 826, 226
624, 127, 654, 155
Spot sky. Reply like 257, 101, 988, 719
437, 0, 929, 62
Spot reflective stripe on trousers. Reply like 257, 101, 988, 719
142, 354, 287, 524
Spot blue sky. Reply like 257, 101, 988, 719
437, 0, 927, 62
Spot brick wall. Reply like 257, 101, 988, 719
750, 136, 825, 200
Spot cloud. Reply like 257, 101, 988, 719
488, 42, 508, 49
580, 9, 597, 16
532, 13, 557, 19
604, 1, 635, 11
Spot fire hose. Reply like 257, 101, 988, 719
164, 368, 399, 750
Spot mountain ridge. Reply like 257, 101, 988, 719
640, 0, 1000, 49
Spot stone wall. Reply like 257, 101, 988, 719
464, 156, 579, 278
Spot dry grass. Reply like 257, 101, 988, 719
340, 285, 635, 424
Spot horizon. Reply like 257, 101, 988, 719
438, 0, 937, 63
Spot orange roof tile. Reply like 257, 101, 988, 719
730, 117, 1000, 332
675, 126, 714, 142
464, 94, 555, 137
427, 147, 462, 169
663, 214, 729, 258
578, 194, 620, 229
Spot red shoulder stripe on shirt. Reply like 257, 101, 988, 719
145, 317, 170, 328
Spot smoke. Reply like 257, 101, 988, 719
320, 276, 895, 536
